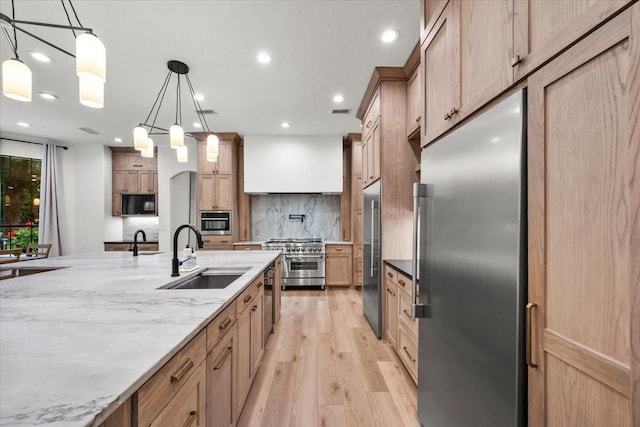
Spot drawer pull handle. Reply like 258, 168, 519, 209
449, 107, 458, 117
251, 305, 258, 312
510, 54, 522, 67
526, 302, 538, 368
386, 288, 395, 296
366, 121, 372, 128
219, 317, 233, 330
170, 359, 194, 383
387, 272, 393, 278
402, 346, 416, 363
243, 295, 253, 303
398, 279, 406, 286
183, 411, 198, 427
415, 116, 421, 123
257, 281, 263, 288
214, 346, 233, 370
444, 112, 451, 121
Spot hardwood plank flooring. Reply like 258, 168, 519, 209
237, 288, 419, 427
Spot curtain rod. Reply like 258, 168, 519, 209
0, 137, 69, 150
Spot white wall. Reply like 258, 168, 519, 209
157, 138, 197, 252
244, 135, 343, 193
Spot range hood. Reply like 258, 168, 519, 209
244, 135, 343, 194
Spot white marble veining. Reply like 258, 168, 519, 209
250, 194, 341, 240
0, 250, 279, 427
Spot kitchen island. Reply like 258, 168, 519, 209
0, 250, 280, 426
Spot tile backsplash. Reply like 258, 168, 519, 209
251, 194, 341, 241
123, 217, 159, 241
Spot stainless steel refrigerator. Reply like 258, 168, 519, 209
363, 180, 381, 338
412, 90, 527, 427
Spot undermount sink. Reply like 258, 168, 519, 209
159, 266, 252, 290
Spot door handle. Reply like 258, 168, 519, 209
412, 183, 431, 318
526, 302, 538, 368
370, 199, 376, 277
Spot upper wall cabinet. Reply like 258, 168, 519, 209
420, 0, 633, 147
420, 0, 449, 45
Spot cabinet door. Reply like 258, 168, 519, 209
250, 290, 264, 378
113, 171, 127, 193
527, 8, 638, 427
513, 0, 632, 81
216, 140, 234, 175
138, 171, 154, 193
361, 141, 369, 188
406, 65, 422, 136
385, 280, 398, 349
370, 118, 381, 183
236, 306, 252, 414
149, 362, 206, 427
198, 175, 216, 211
421, 0, 459, 146
112, 193, 121, 216
459, 0, 513, 117
207, 328, 237, 427
325, 249, 352, 286
420, 0, 449, 44
216, 174, 233, 210
197, 139, 213, 174
125, 171, 138, 193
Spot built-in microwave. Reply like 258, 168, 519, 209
200, 211, 232, 235
122, 194, 156, 215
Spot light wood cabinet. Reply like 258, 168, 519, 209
250, 289, 264, 377
341, 141, 351, 241
111, 148, 158, 216
362, 117, 381, 187
406, 63, 422, 137
207, 324, 237, 427
383, 263, 417, 384
137, 331, 206, 427
349, 135, 363, 288
149, 362, 206, 427
104, 242, 159, 252
325, 244, 353, 287
527, 6, 639, 426
197, 138, 234, 175
420, 0, 448, 44
197, 174, 233, 211
233, 244, 261, 251
201, 235, 233, 251
237, 141, 250, 242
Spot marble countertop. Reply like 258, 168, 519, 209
233, 241, 265, 245
0, 250, 279, 427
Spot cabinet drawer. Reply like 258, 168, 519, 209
326, 244, 353, 254
234, 245, 262, 251
138, 331, 206, 427
398, 291, 419, 336
362, 91, 380, 139
384, 265, 397, 284
396, 271, 411, 295
398, 325, 418, 384
236, 277, 263, 315
202, 236, 233, 245
206, 301, 237, 351
149, 362, 206, 427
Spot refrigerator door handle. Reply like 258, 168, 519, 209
370, 199, 377, 277
412, 183, 432, 318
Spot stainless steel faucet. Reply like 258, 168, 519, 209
172, 224, 204, 276
132, 229, 147, 257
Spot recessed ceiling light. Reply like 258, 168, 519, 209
257, 52, 272, 64
381, 29, 400, 44
27, 51, 52, 63
281, 122, 291, 128
333, 94, 344, 103
38, 92, 58, 100
17, 122, 31, 127
193, 122, 202, 128
114, 137, 123, 143
194, 93, 204, 101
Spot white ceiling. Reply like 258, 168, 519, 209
0, 0, 419, 148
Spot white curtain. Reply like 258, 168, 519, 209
38, 143, 66, 256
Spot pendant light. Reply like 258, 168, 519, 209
134, 60, 217, 162
2, 58, 31, 102
133, 127, 149, 151
1, 1, 106, 106
140, 138, 154, 158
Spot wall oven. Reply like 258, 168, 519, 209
199, 211, 231, 235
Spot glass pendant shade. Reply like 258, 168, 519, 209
76, 33, 106, 83
140, 137, 154, 158
170, 124, 185, 148
78, 78, 104, 108
206, 134, 219, 155
176, 146, 188, 163
2, 59, 32, 102
133, 126, 149, 150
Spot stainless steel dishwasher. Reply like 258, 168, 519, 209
263, 265, 275, 344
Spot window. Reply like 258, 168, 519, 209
0, 155, 41, 250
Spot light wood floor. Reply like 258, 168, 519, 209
237, 288, 420, 427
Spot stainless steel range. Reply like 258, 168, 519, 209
262, 238, 325, 290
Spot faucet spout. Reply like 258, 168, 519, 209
132, 229, 147, 257
172, 224, 204, 276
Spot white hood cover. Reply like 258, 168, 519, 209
244, 135, 343, 193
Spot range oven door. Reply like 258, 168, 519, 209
281, 254, 326, 289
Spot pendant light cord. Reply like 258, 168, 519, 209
186, 76, 210, 133
60, 0, 77, 37
142, 71, 172, 128
10, 0, 19, 58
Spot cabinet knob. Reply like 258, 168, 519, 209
415, 116, 421, 123
510, 54, 522, 67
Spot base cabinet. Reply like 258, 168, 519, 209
207, 327, 237, 427
149, 362, 206, 427
325, 244, 353, 286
